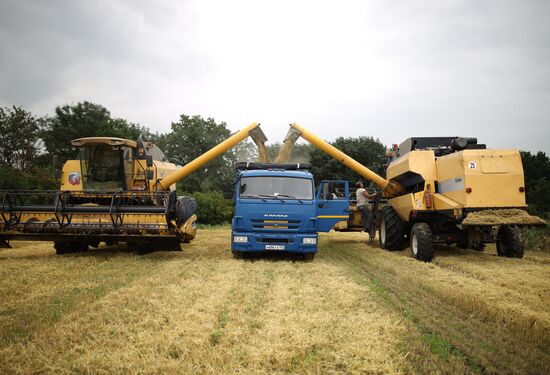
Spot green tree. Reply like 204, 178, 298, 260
309, 136, 386, 188
0, 106, 43, 171
520, 151, 550, 216
162, 115, 237, 193
42, 101, 152, 163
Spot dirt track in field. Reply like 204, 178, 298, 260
1, 229, 549, 374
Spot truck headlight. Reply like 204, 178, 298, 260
303, 237, 317, 245
233, 236, 248, 243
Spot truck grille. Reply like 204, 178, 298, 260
251, 219, 300, 230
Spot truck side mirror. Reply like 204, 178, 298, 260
146, 170, 154, 180
146, 155, 154, 167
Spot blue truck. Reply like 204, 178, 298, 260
231, 162, 350, 260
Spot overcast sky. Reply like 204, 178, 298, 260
1, 0, 549, 153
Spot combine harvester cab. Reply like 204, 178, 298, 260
288, 123, 545, 262
0, 123, 266, 254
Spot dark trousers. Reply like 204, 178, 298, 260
358, 205, 372, 230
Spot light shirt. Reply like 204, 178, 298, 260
356, 188, 369, 207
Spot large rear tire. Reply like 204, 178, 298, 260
496, 225, 524, 258
410, 223, 434, 262
379, 206, 405, 251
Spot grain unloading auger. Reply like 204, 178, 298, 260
0, 123, 267, 254
288, 123, 545, 262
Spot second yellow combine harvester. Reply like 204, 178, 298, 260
289, 123, 545, 262
0, 123, 267, 254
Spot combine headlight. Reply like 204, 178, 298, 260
303, 237, 317, 245
233, 236, 248, 243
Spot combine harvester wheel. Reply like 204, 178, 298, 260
496, 225, 524, 258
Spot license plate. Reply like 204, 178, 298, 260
265, 244, 285, 250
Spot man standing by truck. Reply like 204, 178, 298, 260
356, 181, 377, 232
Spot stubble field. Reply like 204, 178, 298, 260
1, 228, 549, 374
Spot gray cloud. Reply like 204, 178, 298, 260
0, 0, 548, 153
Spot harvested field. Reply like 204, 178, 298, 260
1, 229, 549, 374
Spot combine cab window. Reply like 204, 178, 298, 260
79, 145, 127, 190
240, 177, 313, 200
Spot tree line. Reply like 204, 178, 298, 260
0, 101, 548, 217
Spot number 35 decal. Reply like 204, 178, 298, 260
468, 161, 477, 169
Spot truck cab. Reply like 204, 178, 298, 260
231, 162, 350, 259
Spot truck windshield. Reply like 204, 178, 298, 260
240, 177, 313, 200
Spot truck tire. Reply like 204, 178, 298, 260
301, 253, 315, 261
496, 225, 524, 258
379, 206, 405, 251
410, 223, 434, 262
232, 251, 244, 259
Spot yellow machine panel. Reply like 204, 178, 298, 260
386, 150, 437, 182
388, 194, 416, 221
436, 149, 526, 208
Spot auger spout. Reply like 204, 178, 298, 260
289, 123, 406, 198
157, 123, 265, 190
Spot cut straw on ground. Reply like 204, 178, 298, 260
1, 229, 549, 374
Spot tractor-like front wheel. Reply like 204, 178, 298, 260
379, 206, 405, 251
410, 223, 434, 262
496, 225, 524, 258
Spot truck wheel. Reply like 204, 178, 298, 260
232, 251, 244, 259
379, 206, 405, 251
496, 226, 524, 258
302, 253, 315, 261
410, 223, 434, 262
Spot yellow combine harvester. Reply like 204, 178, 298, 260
288, 123, 545, 261
0, 123, 267, 254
